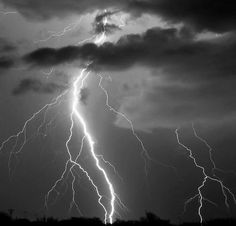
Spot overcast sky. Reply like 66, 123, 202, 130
0, 0, 236, 224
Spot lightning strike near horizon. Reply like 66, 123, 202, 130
46, 68, 116, 224
175, 127, 236, 224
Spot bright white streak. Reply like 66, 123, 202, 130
46, 69, 116, 224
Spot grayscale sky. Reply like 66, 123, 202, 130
0, 0, 236, 224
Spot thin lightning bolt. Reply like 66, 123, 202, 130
98, 75, 178, 176
0, 90, 68, 176
42, 67, 55, 78
175, 127, 236, 224
192, 123, 236, 178
37, 97, 65, 137
34, 19, 82, 44
98, 75, 149, 174
68, 136, 86, 216
76, 35, 97, 46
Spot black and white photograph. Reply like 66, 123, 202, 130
0, 1, 236, 225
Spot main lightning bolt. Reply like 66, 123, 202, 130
45, 69, 117, 224
175, 127, 236, 224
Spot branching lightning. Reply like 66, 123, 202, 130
0, 90, 68, 176
45, 68, 124, 223
191, 123, 236, 178
175, 127, 236, 224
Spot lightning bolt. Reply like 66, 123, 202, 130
44, 13, 131, 223
0, 90, 68, 176
175, 127, 236, 224
72, 69, 116, 223
46, 69, 117, 224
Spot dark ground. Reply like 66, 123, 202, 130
0, 211, 235, 226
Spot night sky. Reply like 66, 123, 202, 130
0, 0, 236, 224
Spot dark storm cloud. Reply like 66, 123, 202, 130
121, 79, 236, 129
0, 38, 17, 71
12, 78, 68, 95
0, 56, 14, 70
22, 26, 236, 127
23, 27, 236, 81
126, 0, 236, 33
2, 0, 236, 33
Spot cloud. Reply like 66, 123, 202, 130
0, 56, 14, 70
0, 37, 17, 53
126, 0, 236, 33
13, 25, 236, 129
2, 0, 236, 33
23, 27, 236, 81
115, 77, 236, 130
22, 25, 236, 129
0, 0, 120, 20
79, 87, 90, 105
12, 78, 68, 95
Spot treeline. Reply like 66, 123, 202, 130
0, 211, 235, 226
